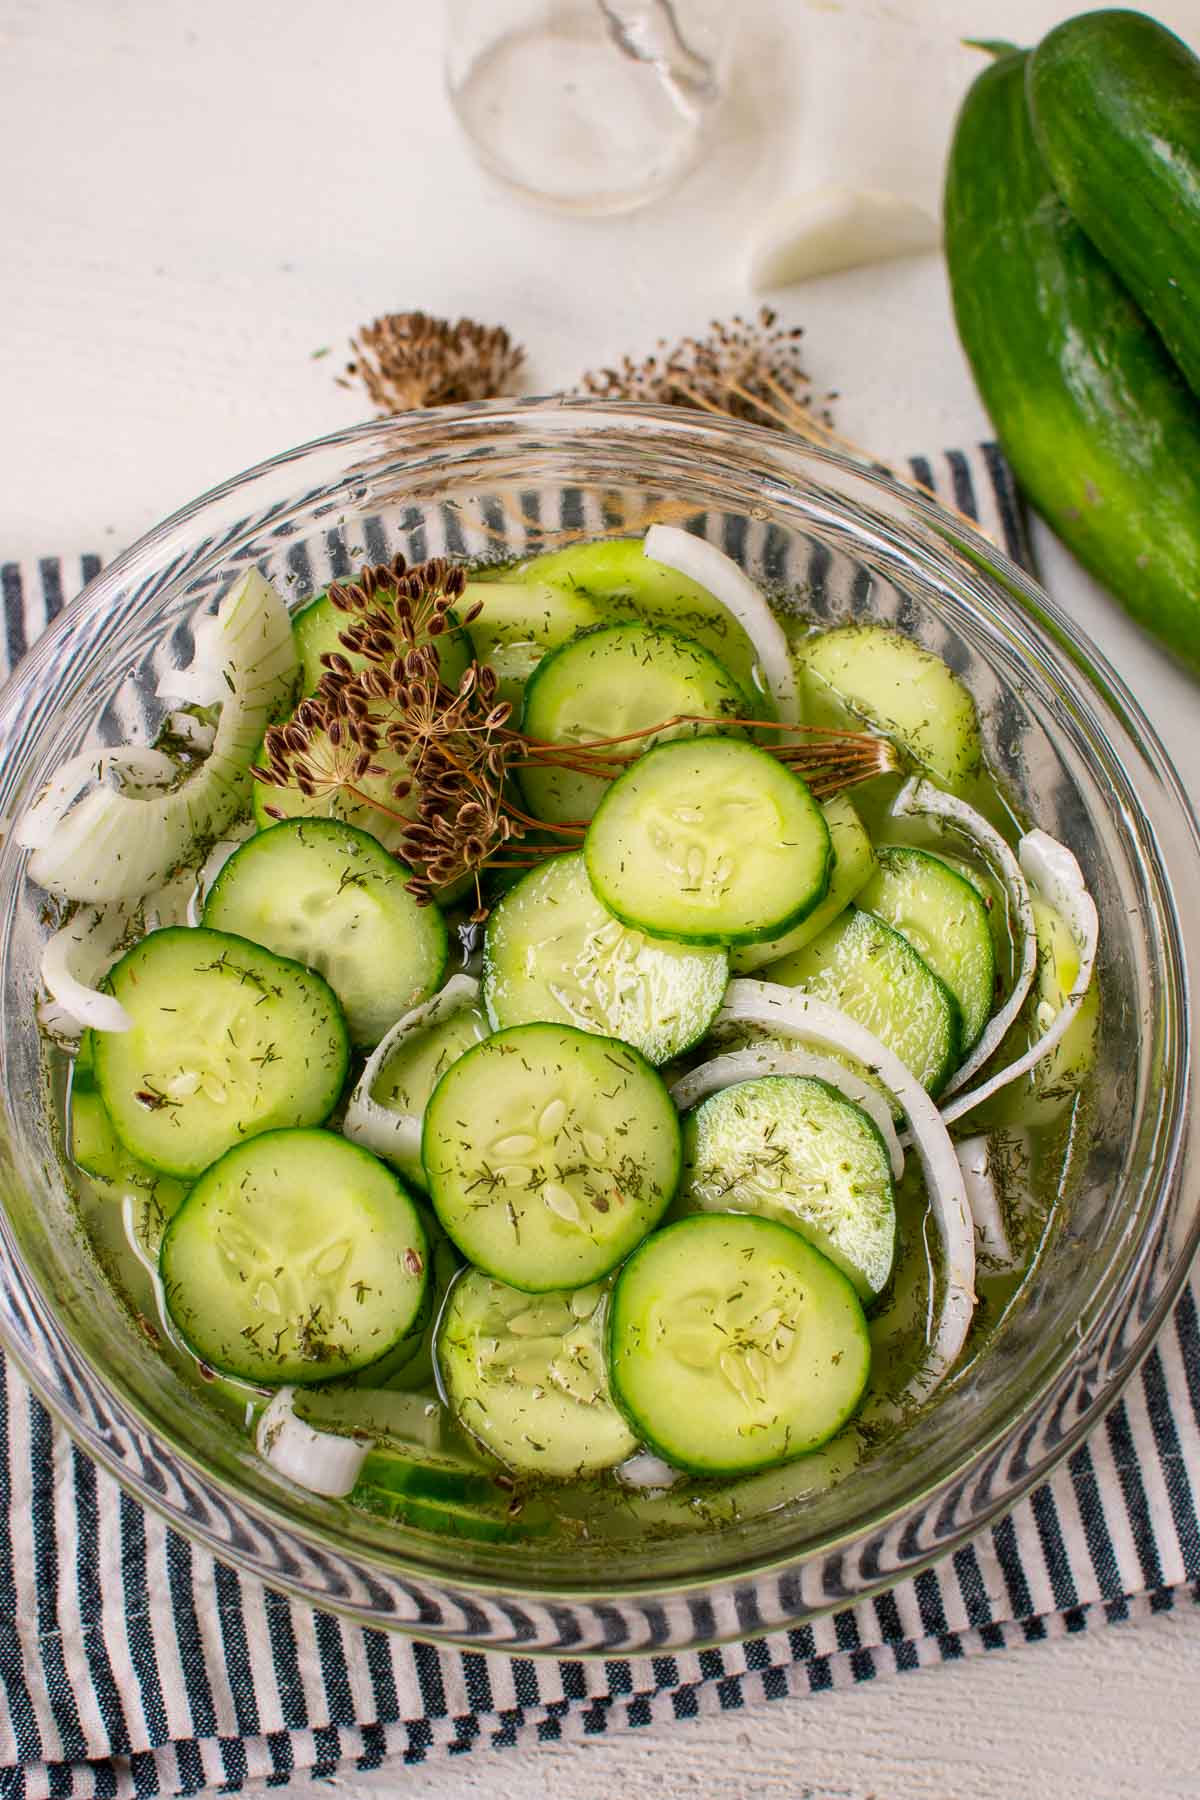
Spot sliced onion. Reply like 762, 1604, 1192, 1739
643, 524, 800, 723
940, 831, 1099, 1127
164, 709, 216, 752
343, 975, 484, 1165
717, 979, 975, 1402
256, 1387, 369, 1499
670, 1045, 904, 1180
616, 1451, 681, 1491
954, 1134, 1019, 1271
891, 777, 1037, 1094
24, 570, 296, 904
15, 747, 178, 852
40, 907, 134, 1035
185, 834, 249, 927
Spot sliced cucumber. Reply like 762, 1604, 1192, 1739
160, 1129, 428, 1385
495, 537, 764, 698
459, 579, 599, 709
678, 1075, 896, 1299
94, 927, 349, 1179
608, 1214, 871, 1474
585, 737, 831, 946
422, 1023, 680, 1290
519, 622, 753, 825
482, 850, 728, 1064
793, 623, 982, 794
436, 1268, 636, 1476
202, 819, 447, 1049
731, 794, 876, 974
363, 1204, 461, 1392
293, 590, 472, 697
366, 988, 491, 1191
859, 845, 995, 1052
69, 1078, 189, 1245
765, 906, 962, 1095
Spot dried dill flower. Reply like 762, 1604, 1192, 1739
578, 307, 835, 436
340, 311, 526, 415
254, 552, 895, 914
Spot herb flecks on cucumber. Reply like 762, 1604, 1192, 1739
586, 737, 832, 947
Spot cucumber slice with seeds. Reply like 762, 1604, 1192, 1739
731, 794, 876, 974
585, 737, 831, 946
482, 850, 728, 1064
793, 623, 982, 794
608, 1214, 871, 1475
436, 1267, 636, 1476
160, 1129, 428, 1385
422, 1022, 681, 1291
765, 905, 962, 1094
95, 926, 349, 1179
859, 845, 995, 1052
519, 621, 753, 825
678, 1075, 896, 1299
203, 818, 447, 1049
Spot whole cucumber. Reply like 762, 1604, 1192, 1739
944, 49, 1200, 675
1028, 10, 1200, 401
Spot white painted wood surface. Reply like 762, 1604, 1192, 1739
6, 0, 1200, 1793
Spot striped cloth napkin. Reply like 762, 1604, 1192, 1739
0, 445, 1196, 1800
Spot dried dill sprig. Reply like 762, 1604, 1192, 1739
339, 311, 526, 415
578, 307, 835, 436
254, 553, 896, 915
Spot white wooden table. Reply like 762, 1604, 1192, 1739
6, 0, 1200, 1792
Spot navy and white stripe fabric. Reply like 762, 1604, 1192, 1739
0, 446, 1195, 1799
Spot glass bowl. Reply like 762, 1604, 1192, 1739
0, 399, 1196, 1654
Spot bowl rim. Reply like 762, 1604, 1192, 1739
0, 396, 1197, 1642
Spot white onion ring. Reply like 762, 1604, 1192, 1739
40, 907, 133, 1035
15, 747, 178, 852
891, 777, 1038, 1094
940, 831, 1099, 1126
256, 1388, 369, 1499
643, 525, 801, 723
670, 1045, 904, 1180
25, 570, 296, 904
954, 1134, 1019, 1270
716, 979, 976, 1403
343, 975, 484, 1165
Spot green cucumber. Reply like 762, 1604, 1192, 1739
459, 580, 599, 709
422, 1022, 680, 1291
482, 850, 728, 1064
585, 737, 832, 947
945, 48, 1200, 674
94, 927, 349, 1179
160, 1129, 428, 1385
792, 624, 981, 794
202, 819, 447, 1049
859, 845, 995, 1052
678, 1075, 896, 1299
519, 622, 752, 825
608, 1214, 871, 1475
731, 794, 875, 974
1028, 10, 1200, 403
765, 905, 962, 1095
436, 1268, 636, 1476
495, 537, 765, 698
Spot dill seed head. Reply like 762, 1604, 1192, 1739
577, 306, 834, 436
339, 311, 527, 416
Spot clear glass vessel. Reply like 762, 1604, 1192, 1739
0, 400, 1195, 1653
444, 1, 732, 214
